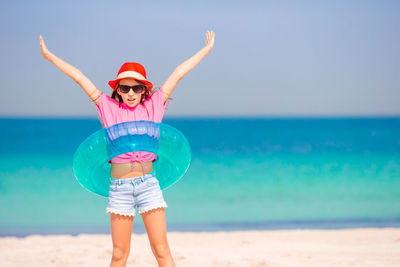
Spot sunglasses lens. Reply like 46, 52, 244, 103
119, 85, 146, 94
118, 85, 127, 93
134, 85, 145, 94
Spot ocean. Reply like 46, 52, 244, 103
0, 117, 399, 237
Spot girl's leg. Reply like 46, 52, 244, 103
110, 213, 134, 267
142, 207, 175, 267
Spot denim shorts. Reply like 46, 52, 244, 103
106, 170, 168, 217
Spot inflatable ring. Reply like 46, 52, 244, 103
72, 121, 191, 198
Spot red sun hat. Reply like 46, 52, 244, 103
108, 62, 154, 90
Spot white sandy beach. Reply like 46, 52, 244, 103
1, 228, 399, 266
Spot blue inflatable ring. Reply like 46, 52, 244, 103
72, 121, 191, 198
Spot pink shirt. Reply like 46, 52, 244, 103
96, 87, 167, 170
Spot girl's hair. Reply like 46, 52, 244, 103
111, 80, 173, 110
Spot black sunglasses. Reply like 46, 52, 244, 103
118, 84, 147, 94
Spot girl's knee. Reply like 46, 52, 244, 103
112, 247, 130, 262
152, 243, 171, 258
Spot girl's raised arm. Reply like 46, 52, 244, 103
161, 30, 215, 102
39, 35, 101, 105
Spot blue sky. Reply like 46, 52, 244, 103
0, 0, 399, 118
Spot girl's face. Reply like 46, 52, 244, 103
117, 78, 146, 108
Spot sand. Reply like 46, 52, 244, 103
1, 228, 400, 266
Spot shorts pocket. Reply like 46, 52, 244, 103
109, 183, 120, 191
145, 178, 159, 188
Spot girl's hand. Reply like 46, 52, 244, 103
205, 30, 215, 53
39, 35, 52, 61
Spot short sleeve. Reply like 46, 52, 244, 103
95, 91, 119, 127
144, 87, 167, 122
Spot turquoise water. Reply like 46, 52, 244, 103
0, 117, 399, 237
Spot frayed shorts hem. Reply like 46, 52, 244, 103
106, 208, 135, 217
106, 202, 168, 217
138, 202, 168, 215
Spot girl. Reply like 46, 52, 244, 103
39, 30, 215, 267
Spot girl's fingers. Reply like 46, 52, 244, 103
206, 30, 214, 40
39, 35, 49, 53
205, 30, 214, 47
